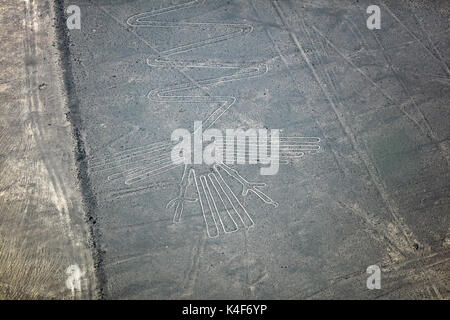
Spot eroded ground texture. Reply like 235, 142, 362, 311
3, 0, 449, 299
0, 0, 96, 299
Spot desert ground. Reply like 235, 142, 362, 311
0, 0, 449, 299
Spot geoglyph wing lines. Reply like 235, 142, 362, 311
88, 135, 320, 238
88, 136, 321, 185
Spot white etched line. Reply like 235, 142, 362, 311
199, 175, 221, 235
216, 163, 278, 207
89, 139, 168, 162
206, 174, 239, 234
106, 155, 175, 181
208, 172, 247, 228
167, 165, 198, 223
90, 142, 172, 168
91, 150, 173, 174
191, 169, 219, 238
206, 171, 240, 233
125, 162, 185, 185
211, 171, 255, 228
